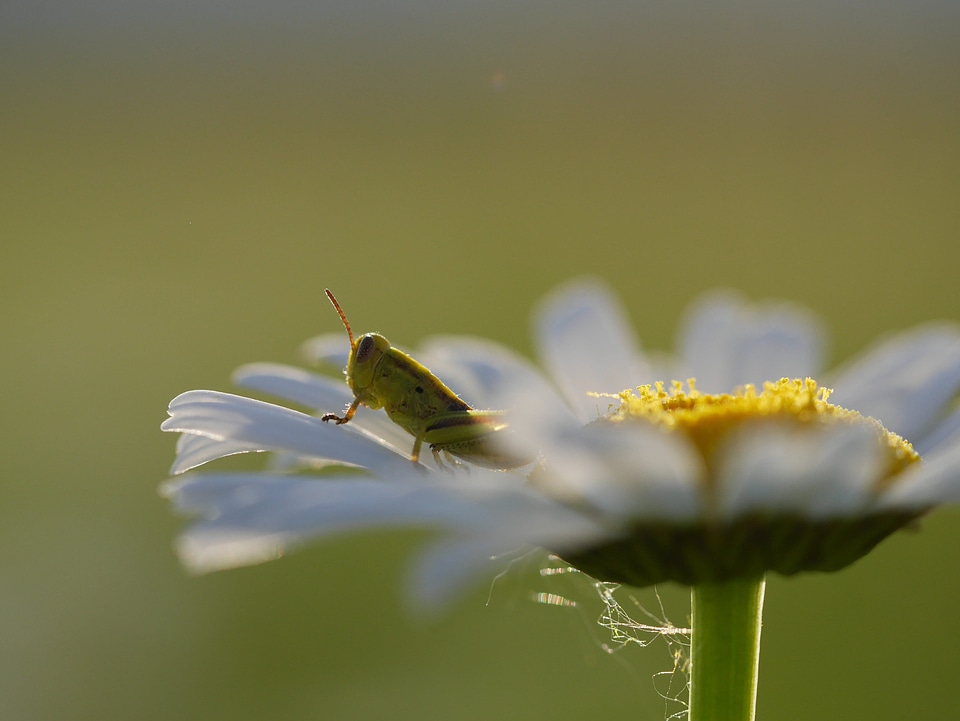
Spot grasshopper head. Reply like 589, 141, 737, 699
325, 289, 392, 397
347, 332, 391, 392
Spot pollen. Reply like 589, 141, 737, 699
608, 377, 919, 480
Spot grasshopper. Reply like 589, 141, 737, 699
320, 290, 529, 470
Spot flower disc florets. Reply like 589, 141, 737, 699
557, 378, 924, 588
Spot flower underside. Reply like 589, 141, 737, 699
558, 378, 925, 588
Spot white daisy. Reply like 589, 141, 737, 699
161, 278, 960, 609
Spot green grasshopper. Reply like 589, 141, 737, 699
320, 289, 529, 470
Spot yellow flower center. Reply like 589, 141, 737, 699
606, 377, 919, 482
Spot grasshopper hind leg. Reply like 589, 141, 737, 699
430, 446, 469, 475
411, 434, 465, 474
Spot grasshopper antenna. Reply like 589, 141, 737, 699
324, 289, 354, 346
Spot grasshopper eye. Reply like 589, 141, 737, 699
356, 335, 377, 364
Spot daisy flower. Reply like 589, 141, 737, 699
161, 278, 960, 721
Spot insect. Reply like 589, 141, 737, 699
320, 289, 528, 470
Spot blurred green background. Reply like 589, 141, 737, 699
2, 1, 959, 719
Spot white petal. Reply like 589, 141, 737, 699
165, 473, 480, 526
232, 362, 352, 411
163, 468, 593, 579
678, 290, 825, 394
714, 421, 886, 519
482, 377, 585, 466
876, 440, 960, 509
300, 333, 350, 367
534, 421, 705, 521
407, 536, 526, 612
162, 390, 411, 474
534, 278, 651, 421
408, 500, 610, 611
169, 434, 266, 475
417, 335, 557, 411
232, 364, 415, 455
164, 473, 487, 572
828, 325, 960, 442
915, 407, 960, 457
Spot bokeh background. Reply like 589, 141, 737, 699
3, 1, 959, 719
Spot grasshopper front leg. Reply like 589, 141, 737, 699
322, 397, 361, 425
324, 398, 429, 470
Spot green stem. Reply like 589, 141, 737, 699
688, 575, 766, 721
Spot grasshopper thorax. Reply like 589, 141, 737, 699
348, 332, 391, 391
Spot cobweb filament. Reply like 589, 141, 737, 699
531, 592, 578, 608
537, 557, 692, 720
594, 582, 691, 647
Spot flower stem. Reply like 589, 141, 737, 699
688, 575, 766, 721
